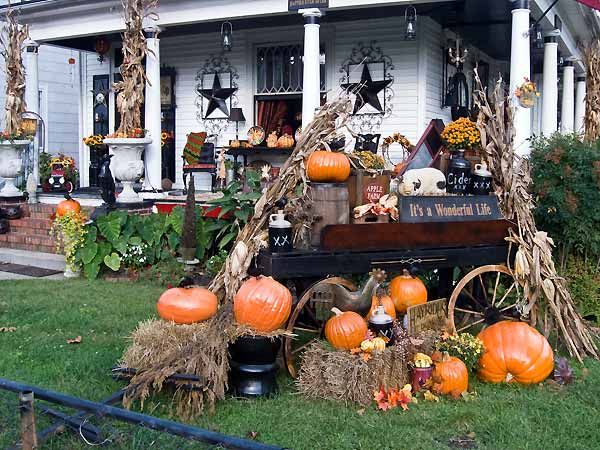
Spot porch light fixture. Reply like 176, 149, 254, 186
405, 6, 417, 41
94, 36, 111, 63
534, 23, 544, 49
221, 21, 233, 52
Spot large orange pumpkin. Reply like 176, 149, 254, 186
366, 294, 397, 321
432, 353, 469, 395
306, 151, 351, 183
325, 307, 367, 350
389, 269, 428, 313
477, 321, 554, 384
234, 276, 292, 332
157, 286, 218, 324
56, 194, 81, 217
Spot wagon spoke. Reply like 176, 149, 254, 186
292, 339, 318, 355
478, 275, 489, 302
491, 272, 501, 306
496, 282, 517, 308
462, 287, 486, 309
458, 317, 485, 332
294, 326, 321, 334
500, 303, 517, 313
454, 307, 483, 316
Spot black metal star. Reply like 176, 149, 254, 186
342, 64, 392, 115
198, 73, 237, 118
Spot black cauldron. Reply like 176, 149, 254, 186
4, 205, 22, 220
0, 219, 9, 234
228, 335, 280, 397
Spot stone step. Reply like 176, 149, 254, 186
0, 247, 64, 270
9, 225, 52, 236
0, 240, 58, 254
0, 231, 56, 248
8, 217, 53, 229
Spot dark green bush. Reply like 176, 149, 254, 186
530, 134, 600, 259
563, 257, 600, 325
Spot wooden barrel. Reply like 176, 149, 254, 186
309, 183, 349, 247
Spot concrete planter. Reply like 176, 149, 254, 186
0, 140, 31, 197
103, 137, 152, 203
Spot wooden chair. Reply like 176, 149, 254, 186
181, 132, 217, 193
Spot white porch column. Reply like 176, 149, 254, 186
541, 36, 558, 136
560, 62, 575, 134
24, 39, 40, 189
575, 76, 586, 135
300, 8, 322, 126
509, 0, 532, 156
143, 26, 162, 191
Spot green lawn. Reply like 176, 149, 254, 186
1, 279, 599, 450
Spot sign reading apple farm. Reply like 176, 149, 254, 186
398, 196, 502, 223
288, 0, 329, 11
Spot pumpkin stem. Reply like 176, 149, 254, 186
402, 269, 411, 278
331, 307, 343, 316
64, 192, 72, 201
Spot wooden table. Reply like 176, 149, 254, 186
225, 146, 293, 168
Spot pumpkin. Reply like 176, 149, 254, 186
266, 132, 278, 148
157, 286, 218, 324
234, 276, 292, 332
477, 321, 554, 384
366, 294, 397, 321
389, 269, 428, 313
394, 161, 408, 176
56, 194, 81, 217
306, 151, 351, 183
325, 307, 367, 350
277, 134, 294, 148
432, 352, 469, 396
371, 337, 386, 351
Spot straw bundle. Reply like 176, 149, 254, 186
0, 6, 29, 134
473, 73, 598, 361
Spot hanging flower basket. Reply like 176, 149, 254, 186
515, 78, 540, 109
518, 92, 536, 109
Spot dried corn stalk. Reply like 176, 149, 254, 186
113, 0, 158, 135
583, 40, 600, 142
474, 72, 598, 361
0, 6, 29, 134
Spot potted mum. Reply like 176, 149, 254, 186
0, 8, 34, 198
103, 0, 157, 203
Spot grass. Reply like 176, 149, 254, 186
1, 279, 600, 449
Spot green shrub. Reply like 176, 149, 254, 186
530, 134, 600, 259
563, 257, 600, 325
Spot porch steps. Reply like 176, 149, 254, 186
0, 248, 65, 271
0, 204, 57, 253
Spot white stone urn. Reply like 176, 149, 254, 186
103, 137, 152, 203
0, 140, 31, 197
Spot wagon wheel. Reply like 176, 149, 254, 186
284, 277, 357, 378
448, 264, 527, 335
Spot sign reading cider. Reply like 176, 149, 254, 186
398, 196, 502, 223
288, 0, 329, 11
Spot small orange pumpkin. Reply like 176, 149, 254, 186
306, 151, 351, 183
56, 193, 81, 217
234, 276, 292, 332
432, 352, 469, 396
477, 321, 554, 384
157, 286, 218, 324
325, 307, 368, 350
389, 269, 428, 313
366, 294, 397, 321
394, 161, 408, 176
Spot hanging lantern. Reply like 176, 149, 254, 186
221, 22, 233, 52
405, 6, 417, 41
94, 37, 111, 63
534, 23, 544, 49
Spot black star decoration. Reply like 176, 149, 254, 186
342, 64, 392, 115
198, 73, 237, 118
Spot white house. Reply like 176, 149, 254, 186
6, 0, 600, 192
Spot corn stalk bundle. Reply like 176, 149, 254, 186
583, 40, 600, 143
0, 6, 28, 134
473, 73, 598, 361
114, 0, 158, 135
122, 96, 352, 417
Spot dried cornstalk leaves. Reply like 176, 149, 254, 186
473, 72, 598, 361
583, 40, 600, 143
113, 0, 158, 135
0, 7, 29, 134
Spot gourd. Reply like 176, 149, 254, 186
389, 269, 428, 313
432, 352, 469, 395
266, 132, 278, 148
56, 194, 81, 217
306, 151, 351, 183
366, 294, 397, 321
477, 321, 554, 384
325, 307, 367, 350
277, 134, 294, 148
234, 276, 292, 332
157, 286, 218, 324
360, 337, 386, 353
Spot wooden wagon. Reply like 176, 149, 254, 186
256, 219, 521, 378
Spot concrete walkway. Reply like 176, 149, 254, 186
0, 271, 65, 280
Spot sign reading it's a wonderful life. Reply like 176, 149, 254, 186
398, 196, 502, 223
288, 0, 329, 11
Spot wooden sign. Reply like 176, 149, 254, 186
398, 195, 502, 223
288, 0, 329, 11
407, 298, 448, 336
347, 172, 390, 209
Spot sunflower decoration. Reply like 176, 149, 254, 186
440, 117, 481, 152
161, 131, 174, 148
82, 134, 104, 147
